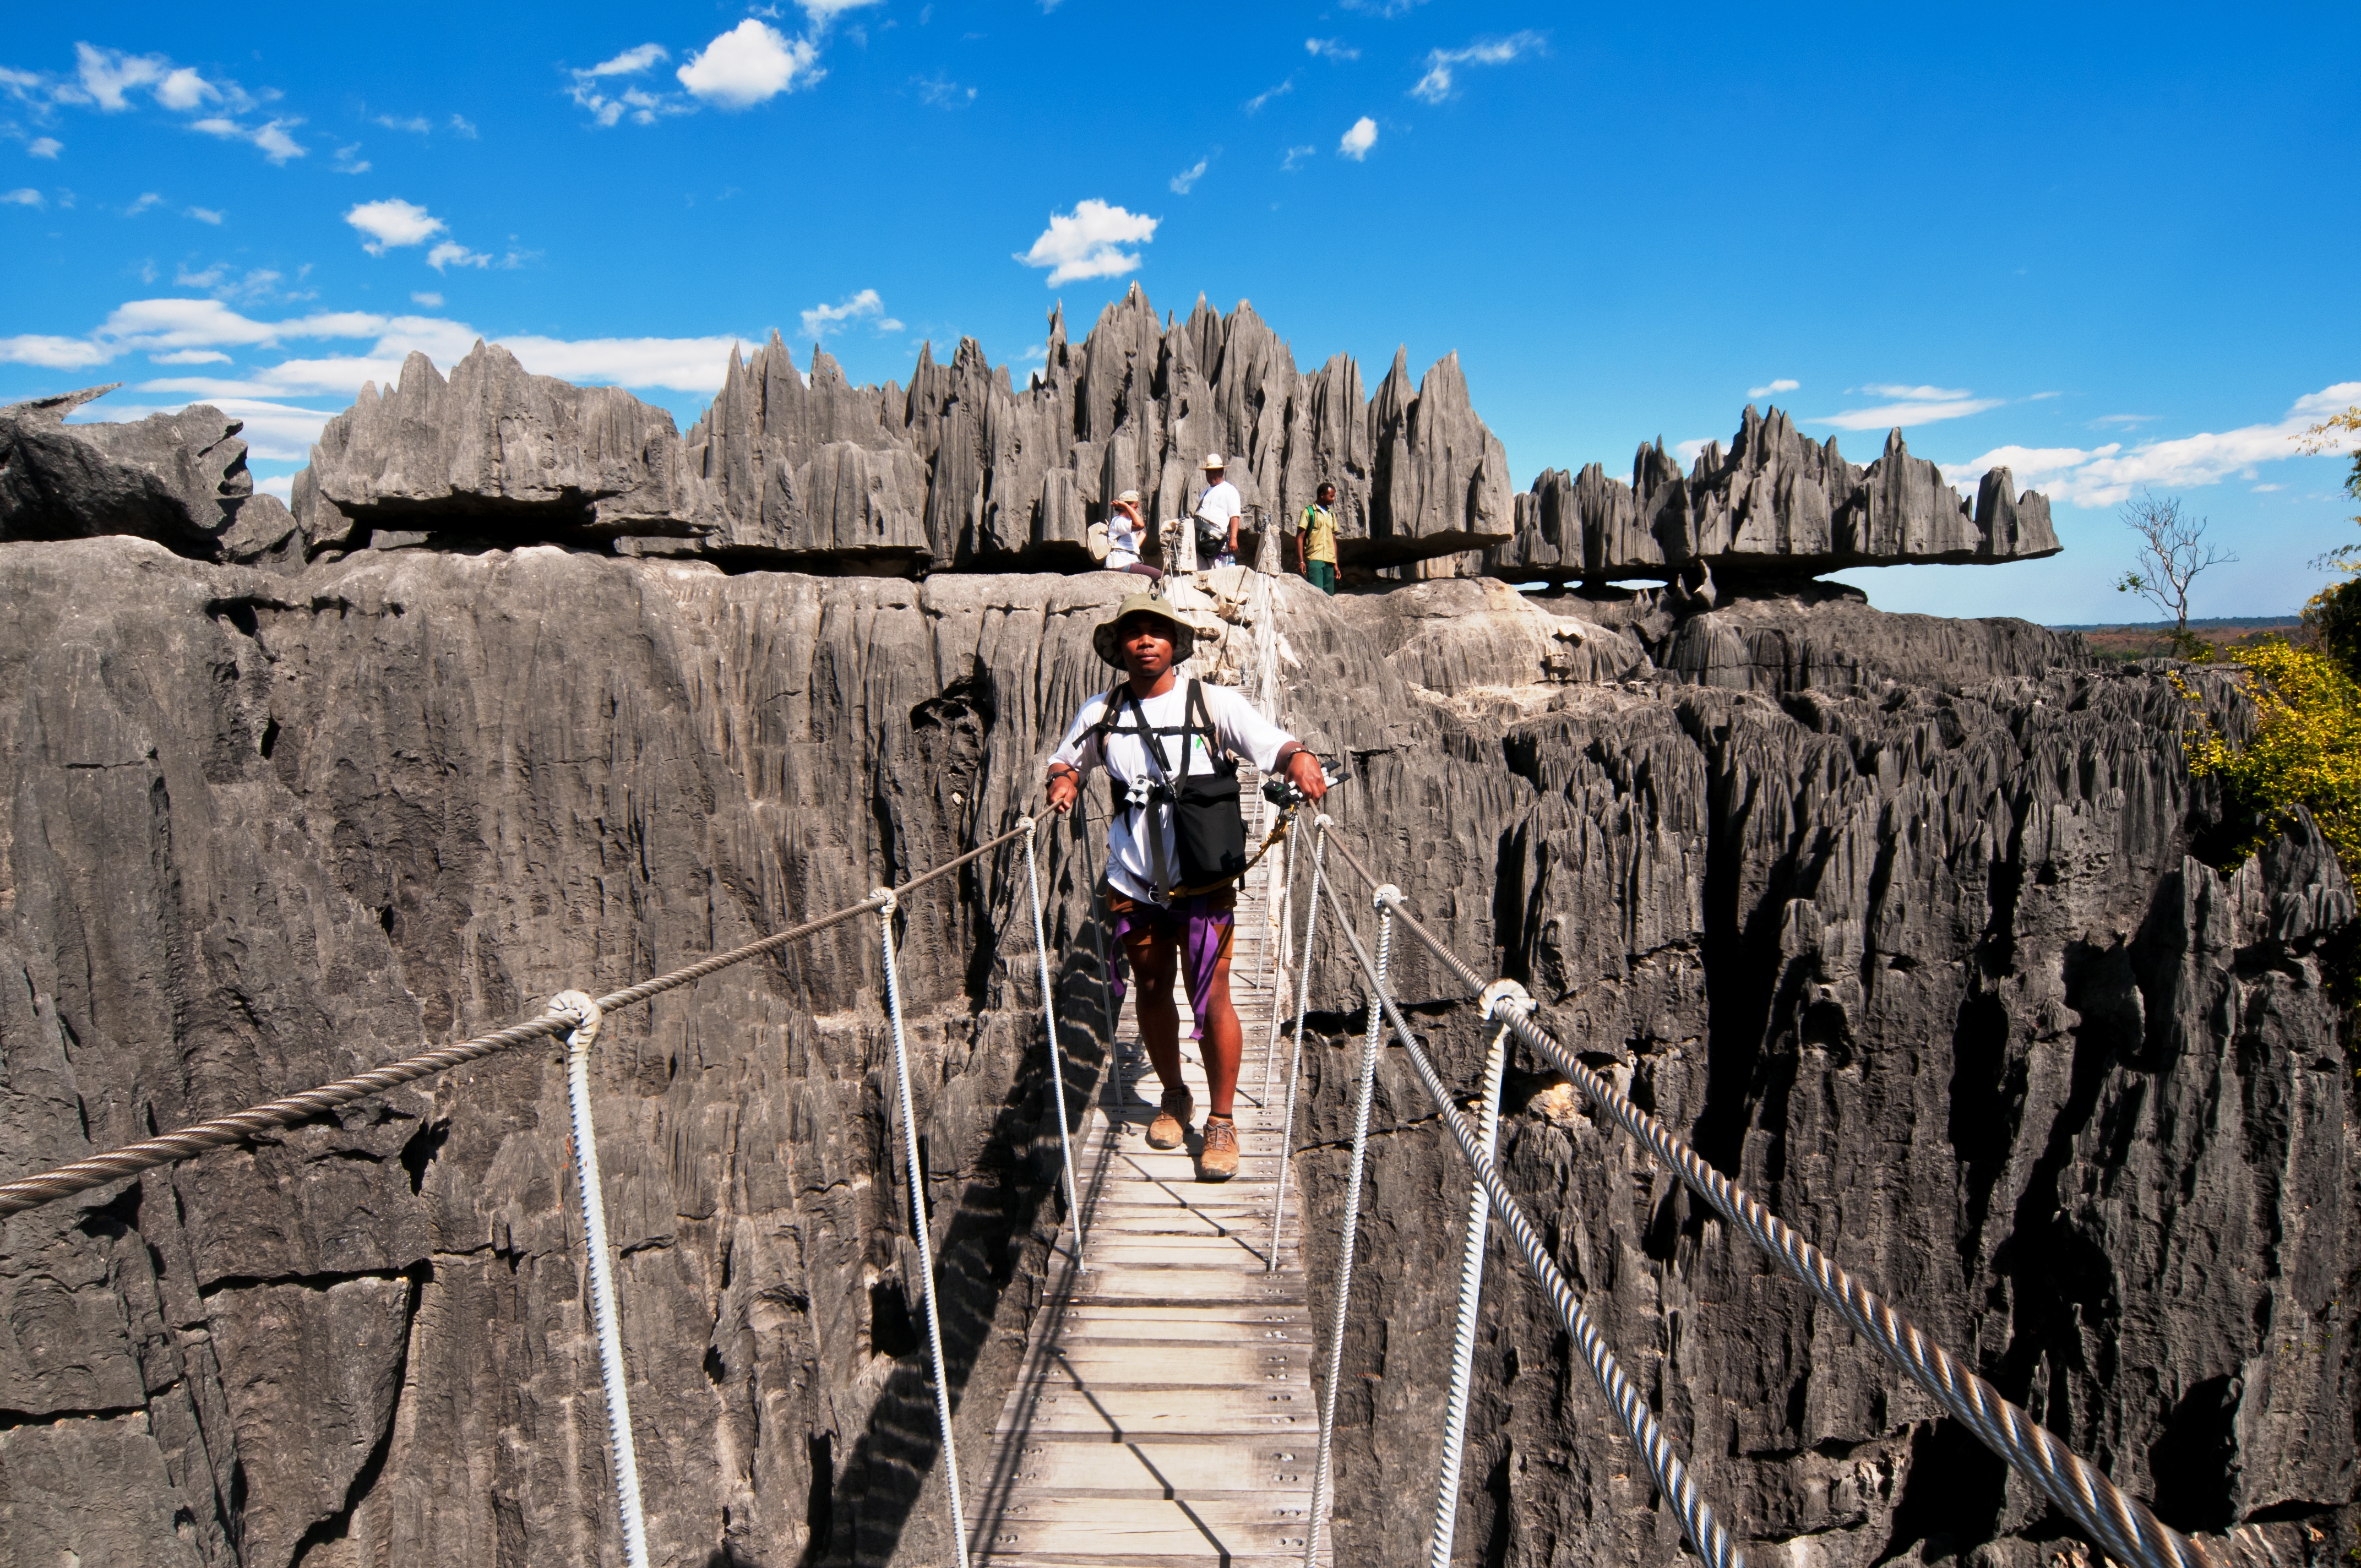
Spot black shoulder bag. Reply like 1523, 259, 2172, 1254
1111, 680, 1249, 895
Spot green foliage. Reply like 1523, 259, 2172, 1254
2179, 640, 2361, 880
2180, 641, 2361, 1017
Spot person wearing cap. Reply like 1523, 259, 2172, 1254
1193, 453, 1243, 569
1043, 592, 1326, 1179
1295, 481, 1340, 595
1106, 489, 1160, 579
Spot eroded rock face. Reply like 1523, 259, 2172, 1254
1491, 405, 2061, 580
0, 384, 262, 557
0, 537, 2348, 1568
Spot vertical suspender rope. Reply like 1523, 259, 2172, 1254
1258, 817, 1301, 1110
1267, 815, 1331, 1273
1319, 907, 1745, 1568
1426, 979, 1529, 1568
1019, 819, 1085, 1269
874, 891, 973, 1568
1304, 880, 1391, 1568
553, 990, 651, 1568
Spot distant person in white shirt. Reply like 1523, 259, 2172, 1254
1105, 488, 1161, 579
1193, 453, 1242, 569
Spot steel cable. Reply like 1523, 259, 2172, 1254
1019, 819, 1086, 1269
1265, 816, 1331, 1273
0, 824, 1031, 1220
1319, 834, 2208, 1568
1304, 881, 1388, 1568
1321, 897, 1742, 1568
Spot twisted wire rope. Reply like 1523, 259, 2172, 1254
552, 993, 651, 1568
1428, 994, 1517, 1568
1319, 832, 2207, 1568
1019, 819, 1086, 1268
1265, 816, 1331, 1273
0, 824, 1032, 1220
876, 891, 973, 1568
1323, 897, 1740, 1568
1303, 884, 1389, 1568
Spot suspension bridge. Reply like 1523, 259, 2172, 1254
0, 582, 2218, 1568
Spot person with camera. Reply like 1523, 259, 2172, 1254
1192, 453, 1242, 569
1043, 592, 1326, 1179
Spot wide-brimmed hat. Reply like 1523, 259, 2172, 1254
1092, 591, 1196, 669
1200, 452, 1226, 470
1114, 488, 1141, 506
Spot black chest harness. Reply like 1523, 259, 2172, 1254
1092, 679, 1248, 900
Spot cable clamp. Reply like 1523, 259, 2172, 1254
869, 886, 898, 917
551, 989, 603, 1053
1372, 883, 1403, 911
1478, 978, 1533, 1022
1018, 814, 1036, 835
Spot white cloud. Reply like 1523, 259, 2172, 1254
0, 333, 111, 367
799, 288, 902, 339
677, 21, 818, 106
802, 0, 884, 20
1338, 117, 1377, 160
126, 191, 162, 216
187, 205, 224, 224
913, 73, 976, 108
412, 291, 444, 308
1243, 79, 1293, 114
155, 68, 217, 111
149, 348, 230, 364
1809, 386, 2004, 432
588, 43, 670, 77
1674, 438, 1711, 466
1341, 0, 1427, 13
255, 473, 295, 501
2, 187, 41, 207
345, 198, 445, 254
449, 114, 478, 138
1862, 382, 1970, 400
374, 113, 434, 134
569, 45, 688, 126
1281, 144, 1315, 171
427, 240, 491, 270
1016, 199, 1159, 286
192, 115, 307, 164
1170, 157, 1208, 194
74, 45, 168, 111
1748, 378, 1799, 400
333, 144, 371, 174
1410, 31, 1544, 102
1307, 37, 1360, 59
1940, 383, 2361, 509
27, 137, 61, 158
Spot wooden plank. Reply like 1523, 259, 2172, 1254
993, 1385, 1311, 1437
991, 1440, 1318, 1495
970, 1515, 1314, 1560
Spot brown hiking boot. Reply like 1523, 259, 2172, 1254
1147, 1087, 1193, 1150
1196, 1117, 1240, 1182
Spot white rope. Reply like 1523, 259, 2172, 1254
1318, 912, 1744, 1568
1020, 820, 1086, 1269
1304, 881, 1391, 1568
1426, 979, 1526, 1568
1266, 816, 1331, 1273
1258, 815, 1299, 1110
554, 990, 651, 1568
874, 891, 972, 1568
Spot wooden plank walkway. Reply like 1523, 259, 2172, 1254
971, 848, 1329, 1566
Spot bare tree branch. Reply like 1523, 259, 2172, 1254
2115, 489, 2236, 651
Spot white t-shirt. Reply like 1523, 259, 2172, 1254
1194, 480, 1242, 547
1049, 678, 1295, 903
1106, 509, 1146, 568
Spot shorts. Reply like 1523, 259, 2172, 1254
1105, 885, 1236, 1039
1307, 560, 1337, 595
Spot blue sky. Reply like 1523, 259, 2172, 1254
3, 2, 2355, 622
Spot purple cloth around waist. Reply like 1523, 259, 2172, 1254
1106, 889, 1234, 1040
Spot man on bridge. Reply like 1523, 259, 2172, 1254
1044, 592, 1328, 1180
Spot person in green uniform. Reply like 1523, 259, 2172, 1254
1296, 481, 1340, 594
